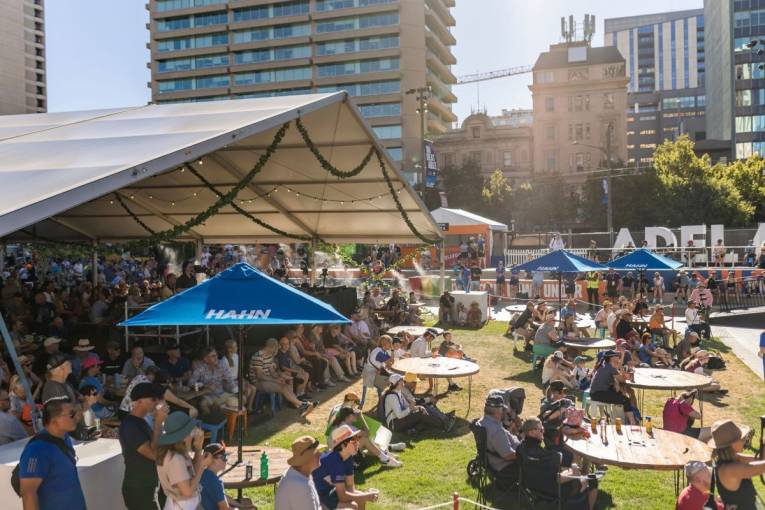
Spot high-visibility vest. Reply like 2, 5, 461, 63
587, 272, 600, 289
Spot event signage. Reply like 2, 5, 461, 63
534, 266, 560, 271
624, 263, 648, 268
205, 309, 272, 320
613, 223, 765, 250
424, 140, 439, 189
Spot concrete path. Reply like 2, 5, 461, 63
710, 313, 764, 381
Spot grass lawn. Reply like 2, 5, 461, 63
235, 321, 765, 509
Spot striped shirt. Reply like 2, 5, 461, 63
249, 350, 276, 380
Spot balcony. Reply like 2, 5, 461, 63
427, 112, 450, 134
424, 5, 455, 46
425, 0, 455, 27
428, 95, 457, 122
426, 27, 456, 65
427, 71, 456, 103
426, 50, 457, 84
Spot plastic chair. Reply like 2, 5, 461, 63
225, 408, 248, 442
531, 344, 555, 369
199, 419, 226, 443
581, 389, 590, 412
254, 391, 282, 415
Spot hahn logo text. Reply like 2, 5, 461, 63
205, 309, 272, 320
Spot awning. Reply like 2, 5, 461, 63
608, 248, 683, 271
430, 207, 508, 232
0, 93, 441, 245
512, 249, 606, 273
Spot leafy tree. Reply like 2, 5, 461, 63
713, 156, 765, 221
439, 160, 484, 210
481, 169, 512, 221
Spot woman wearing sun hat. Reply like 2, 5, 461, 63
710, 419, 765, 509
156, 411, 213, 510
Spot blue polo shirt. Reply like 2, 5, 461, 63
200, 468, 226, 510
160, 357, 191, 380
19, 431, 86, 510
312, 450, 354, 498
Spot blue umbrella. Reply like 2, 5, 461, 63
120, 262, 349, 327
512, 250, 606, 306
607, 248, 682, 271
120, 262, 349, 464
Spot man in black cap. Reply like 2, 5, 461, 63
118, 382, 169, 510
475, 395, 520, 489
590, 350, 638, 425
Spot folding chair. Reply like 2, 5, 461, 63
467, 419, 516, 503
518, 448, 563, 510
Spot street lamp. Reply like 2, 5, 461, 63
573, 122, 615, 247
406, 86, 431, 187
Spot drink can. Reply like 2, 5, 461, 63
615, 417, 622, 433
245, 462, 253, 480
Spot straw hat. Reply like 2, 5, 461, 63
287, 436, 326, 467
73, 339, 95, 352
709, 419, 750, 449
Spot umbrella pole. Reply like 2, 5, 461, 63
238, 325, 244, 465
558, 272, 562, 309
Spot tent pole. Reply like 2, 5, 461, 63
91, 240, 98, 288
310, 237, 318, 286
0, 313, 39, 432
558, 272, 563, 309
237, 325, 244, 465
195, 239, 204, 266
439, 239, 446, 295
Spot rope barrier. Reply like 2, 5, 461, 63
415, 493, 502, 510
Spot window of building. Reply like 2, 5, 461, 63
546, 150, 557, 171
574, 124, 583, 141
503, 151, 513, 167
317, 57, 399, 77
472, 126, 481, 138
315, 12, 399, 33
545, 97, 554, 112
316, 35, 399, 56
234, 66, 311, 86
234, 45, 311, 65
442, 152, 454, 166
639, 129, 656, 135
387, 147, 403, 161
486, 152, 492, 164
639, 143, 657, 149
470, 151, 482, 164
358, 102, 401, 118
535, 71, 554, 83
317, 79, 400, 96
157, 33, 228, 52
156, 0, 226, 12
158, 74, 230, 93
603, 93, 614, 110
157, 11, 227, 31
372, 125, 402, 139
315, 0, 397, 12
158, 53, 230, 73
232, 23, 310, 44
546, 126, 555, 141
232, 1, 309, 22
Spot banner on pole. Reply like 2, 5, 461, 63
425, 140, 439, 188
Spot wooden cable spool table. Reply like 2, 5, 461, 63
627, 367, 714, 427
390, 356, 480, 416
564, 425, 712, 495
221, 445, 290, 495
562, 338, 616, 351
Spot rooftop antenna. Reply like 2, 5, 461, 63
584, 14, 596, 44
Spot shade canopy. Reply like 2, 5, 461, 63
512, 249, 607, 273
608, 249, 682, 271
0, 93, 441, 244
120, 262, 350, 327
430, 207, 508, 232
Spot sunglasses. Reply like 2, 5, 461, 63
300, 439, 320, 456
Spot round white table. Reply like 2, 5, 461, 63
386, 325, 444, 337
562, 338, 616, 351
391, 356, 480, 416
504, 304, 528, 313
627, 367, 714, 426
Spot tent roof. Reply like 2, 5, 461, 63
430, 208, 508, 231
608, 248, 683, 271
120, 262, 349, 327
0, 93, 441, 244
512, 249, 606, 273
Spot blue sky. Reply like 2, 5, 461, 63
46, 0, 702, 121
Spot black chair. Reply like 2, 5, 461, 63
518, 447, 563, 510
467, 419, 516, 503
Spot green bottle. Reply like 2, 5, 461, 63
260, 451, 269, 479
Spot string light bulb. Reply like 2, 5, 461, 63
197, 159, 203, 165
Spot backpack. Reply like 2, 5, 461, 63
11, 433, 76, 497
706, 354, 726, 370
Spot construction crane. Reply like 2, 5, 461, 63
456, 65, 533, 85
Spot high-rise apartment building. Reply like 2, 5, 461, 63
605, 10, 705, 165
0, 0, 46, 114
705, 0, 765, 159
529, 41, 628, 180
146, 0, 457, 184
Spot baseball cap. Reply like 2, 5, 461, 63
389, 373, 403, 386
81, 356, 103, 371
573, 356, 587, 364
548, 380, 566, 392
485, 395, 507, 409
425, 328, 439, 337
552, 351, 564, 360
43, 336, 62, 347
45, 353, 69, 372
602, 349, 620, 359
204, 442, 228, 458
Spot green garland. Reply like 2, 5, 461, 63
114, 192, 155, 235
121, 121, 290, 248
374, 149, 441, 245
184, 164, 315, 242
295, 118, 374, 179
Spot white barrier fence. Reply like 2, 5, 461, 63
504, 246, 759, 267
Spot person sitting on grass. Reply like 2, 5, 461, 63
401, 372, 456, 432
312, 425, 380, 510
516, 417, 598, 510
676, 461, 723, 510
682, 350, 727, 394
466, 302, 483, 328
572, 356, 591, 390
662, 390, 711, 442
541, 350, 576, 389
438, 291, 455, 325
475, 395, 520, 490
675, 330, 701, 364
327, 407, 402, 468
382, 374, 449, 434
637, 332, 672, 368
456, 302, 468, 326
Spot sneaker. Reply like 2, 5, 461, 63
448, 383, 462, 392
381, 456, 403, 468
388, 442, 406, 452
299, 401, 315, 417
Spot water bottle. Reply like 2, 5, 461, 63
260, 450, 269, 479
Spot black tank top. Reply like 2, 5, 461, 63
715, 466, 758, 510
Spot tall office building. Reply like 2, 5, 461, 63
705, 0, 765, 159
605, 10, 706, 165
0, 0, 46, 114
147, 0, 458, 184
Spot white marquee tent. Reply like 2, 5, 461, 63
0, 93, 441, 245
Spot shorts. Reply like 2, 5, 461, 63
204, 391, 238, 408
319, 491, 339, 509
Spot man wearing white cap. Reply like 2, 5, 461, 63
383, 373, 447, 434
312, 425, 380, 509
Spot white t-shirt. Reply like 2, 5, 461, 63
409, 336, 429, 358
